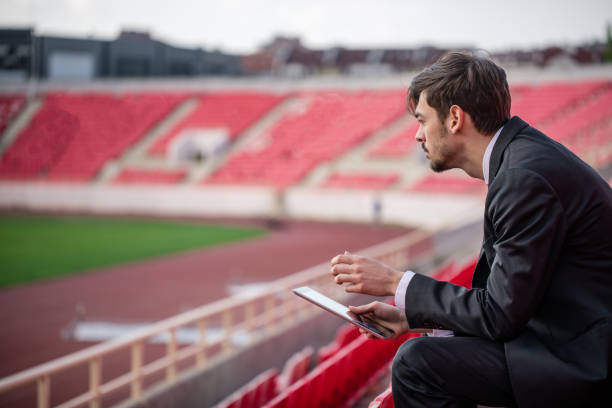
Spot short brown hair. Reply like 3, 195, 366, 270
407, 51, 511, 135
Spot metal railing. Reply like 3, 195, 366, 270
0, 229, 433, 408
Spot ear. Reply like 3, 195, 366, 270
447, 105, 464, 134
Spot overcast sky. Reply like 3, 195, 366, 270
1, 0, 611, 53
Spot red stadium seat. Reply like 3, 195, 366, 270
0, 92, 186, 181
368, 119, 419, 158
112, 168, 187, 184
406, 174, 486, 195
149, 92, 285, 155
322, 172, 400, 190
216, 368, 279, 408
205, 90, 405, 188
277, 346, 313, 391
317, 324, 360, 364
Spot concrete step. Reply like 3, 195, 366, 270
0, 97, 43, 157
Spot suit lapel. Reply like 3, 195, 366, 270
488, 116, 529, 184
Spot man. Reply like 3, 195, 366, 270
330, 52, 612, 407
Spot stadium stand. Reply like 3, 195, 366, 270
368, 119, 419, 158
148, 92, 286, 155
0, 81, 609, 187
510, 81, 609, 126
541, 86, 612, 154
262, 332, 410, 408
112, 168, 187, 184
0, 94, 26, 136
406, 173, 486, 195
322, 172, 400, 190
205, 91, 405, 188
0, 92, 185, 181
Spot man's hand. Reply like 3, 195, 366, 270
349, 301, 409, 339
330, 252, 403, 296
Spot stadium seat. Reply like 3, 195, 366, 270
216, 368, 279, 408
277, 346, 314, 391
406, 173, 486, 195
0, 92, 185, 181
148, 92, 285, 155
322, 172, 400, 190
112, 168, 187, 184
264, 331, 415, 408
205, 90, 405, 188
317, 324, 360, 364
368, 119, 419, 158
511, 81, 608, 126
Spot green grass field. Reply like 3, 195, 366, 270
0, 216, 266, 288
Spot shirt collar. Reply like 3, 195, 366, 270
483, 126, 503, 185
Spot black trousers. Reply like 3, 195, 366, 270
391, 336, 516, 408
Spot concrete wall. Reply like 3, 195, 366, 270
0, 183, 280, 218
0, 183, 484, 230
284, 187, 484, 230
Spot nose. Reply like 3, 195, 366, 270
415, 124, 424, 143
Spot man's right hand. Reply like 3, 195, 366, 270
330, 252, 404, 296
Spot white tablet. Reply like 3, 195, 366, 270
293, 286, 394, 339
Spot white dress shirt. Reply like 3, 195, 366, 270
394, 126, 503, 336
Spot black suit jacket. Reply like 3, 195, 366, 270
404, 116, 612, 407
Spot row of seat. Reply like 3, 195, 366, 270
0, 82, 609, 186
406, 173, 486, 195
149, 93, 286, 155
0, 92, 185, 181
206, 91, 406, 188
316, 324, 360, 365
542, 88, 612, 145
366, 81, 609, 160
322, 172, 400, 190
112, 168, 187, 184
368, 119, 419, 158
216, 369, 279, 408
510, 81, 608, 126
215, 347, 313, 408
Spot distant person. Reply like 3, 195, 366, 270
330, 52, 612, 407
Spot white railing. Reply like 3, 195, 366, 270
0, 229, 434, 408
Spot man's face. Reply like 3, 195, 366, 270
413, 93, 458, 172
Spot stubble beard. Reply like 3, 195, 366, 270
429, 125, 451, 173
